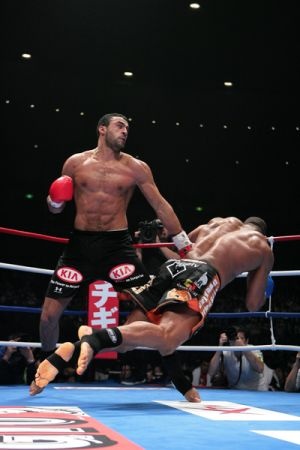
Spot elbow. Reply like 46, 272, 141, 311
284, 383, 295, 393
257, 364, 264, 374
246, 297, 264, 312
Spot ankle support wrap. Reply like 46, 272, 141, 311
47, 342, 81, 371
47, 353, 69, 372
68, 341, 80, 367
81, 328, 123, 354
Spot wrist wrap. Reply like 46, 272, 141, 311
172, 231, 192, 257
48, 197, 64, 208
162, 352, 193, 395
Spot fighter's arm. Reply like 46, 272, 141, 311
284, 352, 300, 392
134, 159, 192, 256
245, 250, 274, 311
242, 350, 264, 373
162, 352, 201, 402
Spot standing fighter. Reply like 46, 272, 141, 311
31, 216, 274, 401
39, 113, 192, 360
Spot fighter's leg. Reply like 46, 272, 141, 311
39, 296, 72, 353
77, 341, 95, 376
30, 342, 77, 396
77, 325, 124, 376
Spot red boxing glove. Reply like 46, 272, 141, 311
49, 176, 73, 207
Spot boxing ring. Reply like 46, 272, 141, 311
0, 227, 299, 449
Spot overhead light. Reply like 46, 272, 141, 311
224, 81, 233, 87
190, 3, 200, 9
124, 71, 133, 77
22, 53, 32, 59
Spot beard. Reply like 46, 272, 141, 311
105, 132, 125, 152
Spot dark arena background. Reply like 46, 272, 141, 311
0, 1, 299, 449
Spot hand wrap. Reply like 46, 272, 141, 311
172, 230, 193, 258
162, 352, 193, 395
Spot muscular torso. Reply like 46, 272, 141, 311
63, 149, 139, 231
187, 217, 273, 288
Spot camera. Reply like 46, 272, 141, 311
222, 326, 238, 346
138, 219, 164, 243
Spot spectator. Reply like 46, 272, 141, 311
208, 327, 273, 391
0, 333, 36, 385
284, 351, 300, 392
192, 360, 211, 387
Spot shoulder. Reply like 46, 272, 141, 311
62, 150, 93, 175
123, 153, 149, 168
122, 153, 152, 177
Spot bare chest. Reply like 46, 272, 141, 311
74, 160, 135, 195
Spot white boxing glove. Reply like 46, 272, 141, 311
172, 231, 193, 258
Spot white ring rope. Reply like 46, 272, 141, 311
0, 262, 299, 354
0, 262, 300, 277
1, 341, 300, 353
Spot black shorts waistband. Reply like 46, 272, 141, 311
72, 228, 129, 237
179, 258, 221, 284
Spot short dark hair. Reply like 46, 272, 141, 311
96, 113, 128, 135
236, 326, 250, 341
244, 216, 267, 235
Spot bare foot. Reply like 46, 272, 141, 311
29, 342, 75, 396
77, 341, 94, 376
184, 387, 201, 403
78, 325, 92, 340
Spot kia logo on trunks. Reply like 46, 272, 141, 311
109, 264, 135, 280
57, 267, 83, 283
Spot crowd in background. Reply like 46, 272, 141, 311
0, 268, 299, 392
0, 220, 299, 393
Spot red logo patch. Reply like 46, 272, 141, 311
57, 267, 83, 284
109, 264, 135, 280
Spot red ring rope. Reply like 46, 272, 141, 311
0, 226, 299, 247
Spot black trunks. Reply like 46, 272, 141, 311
124, 258, 221, 333
46, 229, 150, 300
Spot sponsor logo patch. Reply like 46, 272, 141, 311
165, 288, 191, 302
0, 406, 143, 449
56, 267, 83, 284
109, 264, 135, 281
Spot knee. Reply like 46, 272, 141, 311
158, 327, 178, 355
40, 311, 58, 327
